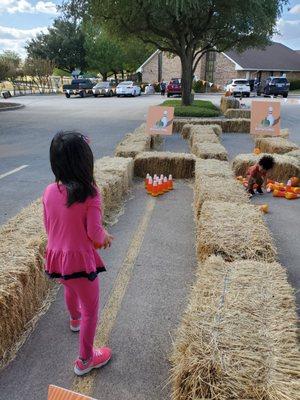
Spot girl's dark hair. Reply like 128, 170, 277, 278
259, 155, 275, 171
50, 131, 96, 207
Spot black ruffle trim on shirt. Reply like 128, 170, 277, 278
45, 266, 106, 281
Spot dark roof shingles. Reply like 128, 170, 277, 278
225, 42, 300, 71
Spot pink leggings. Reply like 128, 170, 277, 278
60, 277, 99, 360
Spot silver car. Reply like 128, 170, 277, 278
92, 81, 116, 97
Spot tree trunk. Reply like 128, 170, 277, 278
180, 53, 194, 106
102, 72, 107, 81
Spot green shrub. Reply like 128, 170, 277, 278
289, 80, 300, 90
161, 99, 220, 117
193, 80, 205, 93
174, 107, 220, 117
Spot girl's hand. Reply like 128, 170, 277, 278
103, 231, 114, 249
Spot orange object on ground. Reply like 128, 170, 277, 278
48, 385, 93, 399
253, 148, 261, 155
259, 204, 269, 213
273, 189, 286, 198
168, 174, 173, 190
151, 181, 159, 197
145, 173, 150, 188
163, 176, 169, 192
266, 183, 274, 191
146, 177, 153, 194
158, 179, 164, 195
285, 192, 300, 200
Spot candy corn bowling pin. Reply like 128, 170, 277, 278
151, 180, 159, 197
168, 174, 173, 190
146, 176, 153, 194
158, 179, 164, 195
145, 173, 150, 188
163, 176, 168, 192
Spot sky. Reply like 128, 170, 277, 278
0, 0, 300, 58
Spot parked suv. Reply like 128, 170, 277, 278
225, 79, 250, 97
166, 78, 182, 97
256, 76, 290, 98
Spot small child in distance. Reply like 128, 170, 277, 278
246, 155, 275, 197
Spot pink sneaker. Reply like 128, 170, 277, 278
70, 319, 81, 332
74, 347, 112, 376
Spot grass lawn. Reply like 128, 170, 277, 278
161, 99, 220, 117
289, 89, 300, 94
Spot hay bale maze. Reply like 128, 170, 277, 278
232, 153, 300, 182
0, 199, 49, 368
196, 201, 276, 263
253, 128, 290, 138
182, 124, 222, 140
224, 108, 251, 119
191, 142, 228, 161
195, 158, 234, 179
194, 174, 249, 219
174, 118, 250, 134
171, 256, 300, 400
220, 96, 240, 113
0, 156, 134, 368
287, 149, 300, 163
254, 137, 299, 155
134, 151, 195, 179
94, 157, 134, 224
114, 123, 162, 158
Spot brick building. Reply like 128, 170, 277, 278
137, 42, 300, 86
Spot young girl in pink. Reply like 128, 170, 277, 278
43, 131, 113, 376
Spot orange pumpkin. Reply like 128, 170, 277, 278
259, 204, 269, 213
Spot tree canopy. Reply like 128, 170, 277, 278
91, 0, 287, 104
26, 19, 86, 73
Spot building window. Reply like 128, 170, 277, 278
205, 51, 216, 82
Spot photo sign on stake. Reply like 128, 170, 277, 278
48, 385, 96, 400
250, 100, 281, 136
146, 106, 174, 135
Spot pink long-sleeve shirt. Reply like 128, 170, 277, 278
43, 183, 106, 280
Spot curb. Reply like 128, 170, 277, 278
0, 103, 25, 112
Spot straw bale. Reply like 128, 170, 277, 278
232, 153, 300, 182
197, 201, 276, 263
94, 156, 134, 223
195, 158, 234, 179
253, 128, 290, 138
134, 151, 196, 178
171, 255, 300, 400
0, 200, 51, 367
182, 124, 222, 140
287, 149, 300, 163
254, 137, 299, 154
220, 96, 240, 113
194, 175, 249, 220
221, 118, 250, 133
224, 108, 251, 119
174, 118, 250, 133
190, 132, 219, 147
191, 142, 228, 161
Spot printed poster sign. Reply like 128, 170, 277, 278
146, 106, 174, 135
48, 385, 96, 400
250, 100, 281, 136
